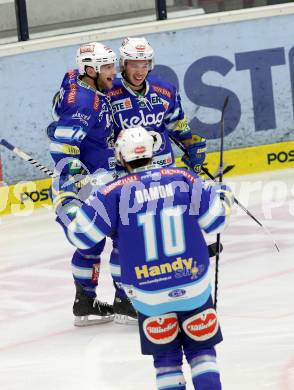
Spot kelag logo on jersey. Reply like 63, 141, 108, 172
117, 110, 164, 128
112, 98, 133, 114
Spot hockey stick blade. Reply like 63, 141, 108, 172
208, 242, 223, 258
211, 164, 235, 179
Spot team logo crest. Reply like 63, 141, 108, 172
143, 313, 179, 344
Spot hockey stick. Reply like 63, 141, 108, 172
214, 96, 229, 309
0, 137, 225, 259
169, 135, 280, 253
0, 138, 57, 178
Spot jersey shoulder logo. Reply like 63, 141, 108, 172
160, 168, 196, 183
93, 95, 100, 111
103, 174, 139, 195
108, 88, 124, 97
152, 85, 172, 99
67, 84, 77, 104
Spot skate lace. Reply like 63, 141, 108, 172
93, 298, 111, 310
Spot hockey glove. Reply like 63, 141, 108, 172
181, 139, 206, 173
51, 172, 81, 214
214, 183, 234, 218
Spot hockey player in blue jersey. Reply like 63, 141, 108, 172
47, 42, 117, 326
108, 36, 207, 324
55, 126, 234, 390
109, 37, 206, 171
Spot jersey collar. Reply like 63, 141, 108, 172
132, 163, 157, 173
77, 78, 107, 97
122, 78, 150, 97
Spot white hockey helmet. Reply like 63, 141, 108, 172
119, 37, 154, 71
76, 42, 117, 75
115, 127, 154, 165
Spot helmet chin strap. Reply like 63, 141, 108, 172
91, 74, 100, 91
84, 67, 101, 91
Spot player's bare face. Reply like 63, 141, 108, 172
98, 63, 116, 90
124, 60, 149, 89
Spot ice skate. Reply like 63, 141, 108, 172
73, 283, 114, 326
113, 287, 138, 325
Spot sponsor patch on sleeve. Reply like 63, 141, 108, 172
173, 118, 188, 131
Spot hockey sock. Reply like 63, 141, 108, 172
110, 244, 128, 299
186, 348, 222, 390
153, 349, 186, 390
155, 366, 186, 390
71, 241, 105, 297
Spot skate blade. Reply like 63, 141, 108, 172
74, 314, 114, 327
114, 314, 138, 325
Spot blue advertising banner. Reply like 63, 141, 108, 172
0, 12, 293, 183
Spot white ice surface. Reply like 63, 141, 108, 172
0, 169, 293, 390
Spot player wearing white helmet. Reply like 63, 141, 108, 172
108, 37, 207, 323
115, 126, 154, 168
110, 36, 206, 171
76, 42, 116, 91
119, 37, 154, 89
47, 42, 118, 326
55, 125, 233, 390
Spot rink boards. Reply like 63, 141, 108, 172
0, 140, 293, 216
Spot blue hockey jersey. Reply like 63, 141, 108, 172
58, 167, 230, 316
108, 76, 192, 168
48, 70, 116, 175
